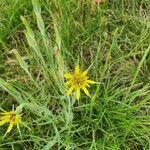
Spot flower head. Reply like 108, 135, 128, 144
0, 108, 22, 135
64, 66, 96, 100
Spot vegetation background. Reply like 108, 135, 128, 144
0, 0, 150, 149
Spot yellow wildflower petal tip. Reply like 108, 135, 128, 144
67, 86, 74, 95
64, 73, 72, 79
6, 122, 14, 133
82, 87, 91, 97
87, 80, 96, 84
76, 88, 81, 100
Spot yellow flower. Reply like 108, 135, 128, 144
0, 108, 22, 134
64, 66, 96, 100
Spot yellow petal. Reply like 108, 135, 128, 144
85, 83, 90, 87
66, 81, 71, 85
0, 116, 8, 120
76, 88, 80, 100
82, 70, 88, 76
82, 87, 91, 97
0, 111, 15, 115
0, 119, 7, 126
87, 80, 96, 84
16, 115, 22, 124
64, 73, 72, 78
75, 66, 80, 74
67, 86, 74, 95
6, 122, 14, 133
0, 112, 9, 115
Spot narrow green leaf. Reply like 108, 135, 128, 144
0, 78, 25, 104
21, 16, 44, 61
13, 49, 34, 81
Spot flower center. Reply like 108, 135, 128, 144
9, 114, 16, 122
73, 75, 85, 86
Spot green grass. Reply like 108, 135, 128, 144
0, 0, 150, 149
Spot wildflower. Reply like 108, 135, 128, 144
0, 108, 22, 135
64, 66, 96, 100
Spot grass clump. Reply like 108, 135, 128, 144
0, 0, 150, 149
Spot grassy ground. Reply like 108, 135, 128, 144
0, 0, 150, 149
